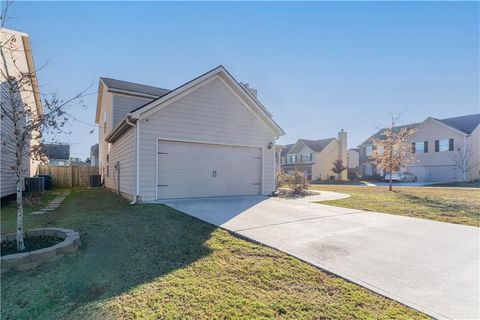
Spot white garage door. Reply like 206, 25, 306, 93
157, 140, 262, 199
408, 165, 457, 182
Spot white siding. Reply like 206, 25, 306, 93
98, 89, 112, 181
138, 78, 275, 201
112, 94, 153, 128
465, 125, 480, 181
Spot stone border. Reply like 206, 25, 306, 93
1, 228, 80, 273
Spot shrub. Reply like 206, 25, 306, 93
287, 170, 310, 195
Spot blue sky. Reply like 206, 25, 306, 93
5, 1, 479, 159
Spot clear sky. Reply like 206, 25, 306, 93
4, 1, 479, 159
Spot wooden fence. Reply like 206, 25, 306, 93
37, 165, 100, 188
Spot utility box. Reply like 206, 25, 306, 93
25, 177, 45, 193
89, 175, 101, 188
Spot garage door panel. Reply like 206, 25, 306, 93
157, 140, 261, 199
408, 165, 457, 182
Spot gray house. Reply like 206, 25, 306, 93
359, 114, 480, 182
95, 66, 284, 201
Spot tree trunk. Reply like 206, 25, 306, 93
16, 174, 25, 251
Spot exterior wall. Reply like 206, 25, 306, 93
104, 128, 135, 199
337, 130, 348, 180
281, 143, 314, 180
312, 140, 338, 181
465, 124, 479, 181
112, 94, 152, 128
406, 119, 466, 182
347, 149, 359, 169
138, 78, 276, 201
98, 88, 112, 181
0, 30, 36, 197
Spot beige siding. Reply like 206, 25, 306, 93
406, 119, 466, 181
112, 94, 152, 128
1, 30, 35, 197
138, 78, 275, 201
312, 140, 338, 181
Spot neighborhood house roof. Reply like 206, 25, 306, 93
436, 114, 480, 134
281, 138, 335, 156
41, 144, 70, 160
100, 77, 170, 97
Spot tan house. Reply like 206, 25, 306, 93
0, 28, 42, 198
359, 114, 480, 182
95, 66, 285, 201
280, 130, 348, 181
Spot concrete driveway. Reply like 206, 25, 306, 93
161, 194, 479, 319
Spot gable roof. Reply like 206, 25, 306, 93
435, 114, 480, 134
359, 113, 480, 147
280, 144, 295, 156
100, 77, 170, 97
282, 138, 335, 156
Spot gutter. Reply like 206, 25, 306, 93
125, 114, 138, 204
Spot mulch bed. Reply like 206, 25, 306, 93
1, 236, 63, 256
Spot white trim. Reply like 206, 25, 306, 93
111, 91, 157, 100
154, 137, 265, 200
136, 119, 141, 199
273, 140, 276, 192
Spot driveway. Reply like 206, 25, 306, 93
161, 194, 479, 319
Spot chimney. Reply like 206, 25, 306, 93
337, 129, 348, 180
242, 82, 258, 97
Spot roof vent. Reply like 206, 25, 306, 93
242, 82, 258, 97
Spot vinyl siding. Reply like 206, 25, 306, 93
103, 127, 135, 198
112, 94, 153, 128
1, 30, 35, 197
312, 140, 338, 181
98, 89, 112, 181
138, 78, 275, 201
465, 124, 480, 181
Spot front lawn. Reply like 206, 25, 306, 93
1, 188, 426, 319
310, 185, 480, 227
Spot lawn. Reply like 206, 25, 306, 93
310, 185, 480, 227
1, 188, 426, 319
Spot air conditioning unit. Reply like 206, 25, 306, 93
25, 177, 45, 193
89, 175, 101, 188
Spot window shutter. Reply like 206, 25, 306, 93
424, 141, 428, 153
412, 142, 416, 153
449, 138, 454, 151
435, 140, 439, 152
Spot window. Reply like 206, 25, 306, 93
437, 139, 452, 152
415, 142, 424, 153
377, 146, 384, 155
294, 155, 298, 163
366, 145, 372, 156
106, 165, 109, 177
289, 155, 293, 163
103, 111, 107, 134
310, 153, 313, 162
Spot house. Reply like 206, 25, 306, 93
90, 144, 99, 166
95, 66, 285, 201
0, 28, 42, 198
40, 144, 70, 166
359, 114, 480, 182
280, 130, 348, 181
347, 148, 359, 175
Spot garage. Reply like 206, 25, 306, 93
408, 165, 457, 182
157, 140, 262, 199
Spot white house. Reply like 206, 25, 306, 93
0, 28, 42, 198
95, 66, 285, 201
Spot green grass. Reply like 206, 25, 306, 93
1, 188, 426, 319
311, 185, 480, 227
310, 180, 369, 186
1, 191, 59, 225
428, 181, 480, 188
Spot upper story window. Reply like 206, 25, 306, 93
414, 142, 425, 153
377, 146, 384, 155
436, 139, 453, 152
103, 111, 107, 134
310, 153, 313, 161
365, 145, 372, 156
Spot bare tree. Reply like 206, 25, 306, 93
370, 113, 417, 191
331, 159, 346, 181
450, 145, 480, 182
1, 11, 89, 250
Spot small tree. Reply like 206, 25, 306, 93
450, 146, 480, 182
287, 170, 310, 195
331, 159, 346, 181
1, 15, 89, 250
370, 114, 417, 191
275, 167, 288, 189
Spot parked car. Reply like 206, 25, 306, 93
384, 172, 417, 183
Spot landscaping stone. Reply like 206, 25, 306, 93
1, 228, 81, 272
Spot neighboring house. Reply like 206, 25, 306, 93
347, 148, 359, 174
280, 130, 348, 181
95, 65, 285, 201
40, 144, 70, 166
90, 143, 99, 166
0, 28, 42, 198
359, 114, 480, 182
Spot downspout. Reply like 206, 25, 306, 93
125, 114, 137, 204
463, 135, 466, 182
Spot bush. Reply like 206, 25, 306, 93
287, 170, 310, 195
276, 169, 289, 189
